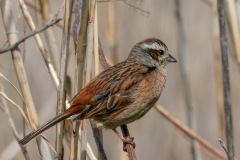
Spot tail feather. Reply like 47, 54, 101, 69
19, 112, 72, 145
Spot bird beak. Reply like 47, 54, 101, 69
167, 54, 177, 62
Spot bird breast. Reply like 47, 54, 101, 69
133, 68, 167, 117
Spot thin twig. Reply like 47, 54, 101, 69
122, 0, 149, 15
24, 0, 65, 27
217, 0, 235, 159
0, 85, 30, 160
0, 18, 62, 54
154, 104, 226, 160
218, 139, 236, 160
98, 0, 149, 15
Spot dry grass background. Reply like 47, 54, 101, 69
0, 0, 239, 159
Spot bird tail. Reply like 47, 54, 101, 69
19, 111, 73, 146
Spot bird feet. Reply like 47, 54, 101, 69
112, 128, 136, 152
122, 136, 136, 152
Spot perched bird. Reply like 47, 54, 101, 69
19, 38, 177, 148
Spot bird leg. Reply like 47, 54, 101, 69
112, 128, 136, 151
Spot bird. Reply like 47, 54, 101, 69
19, 38, 177, 148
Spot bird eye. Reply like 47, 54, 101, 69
158, 50, 164, 55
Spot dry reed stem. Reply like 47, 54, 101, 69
217, 0, 235, 159
0, 85, 30, 160
72, 0, 82, 51
94, 5, 100, 76
56, 0, 74, 159
24, 0, 65, 27
0, 0, 52, 159
71, 0, 89, 159
204, 0, 240, 67
89, 0, 96, 22
39, 0, 49, 20
93, 4, 104, 160
39, 0, 60, 74
80, 120, 87, 160
175, 0, 201, 159
80, 1, 107, 159
70, 120, 80, 160
108, 1, 118, 64
80, 1, 96, 159
18, 0, 59, 88
74, 0, 89, 93
154, 104, 227, 160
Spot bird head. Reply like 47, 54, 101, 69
128, 38, 177, 68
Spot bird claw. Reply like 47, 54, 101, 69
122, 136, 136, 152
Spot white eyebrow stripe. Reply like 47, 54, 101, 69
142, 42, 162, 50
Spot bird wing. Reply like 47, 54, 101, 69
74, 72, 145, 120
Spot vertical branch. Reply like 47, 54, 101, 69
174, 0, 201, 159
0, 85, 30, 160
217, 0, 235, 159
56, 0, 73, 159
0, 0, 52, 159
211, 0, 225, 138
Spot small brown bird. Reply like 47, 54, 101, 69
19, 38, 177, 147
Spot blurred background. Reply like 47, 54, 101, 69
0, 0, 239, 159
